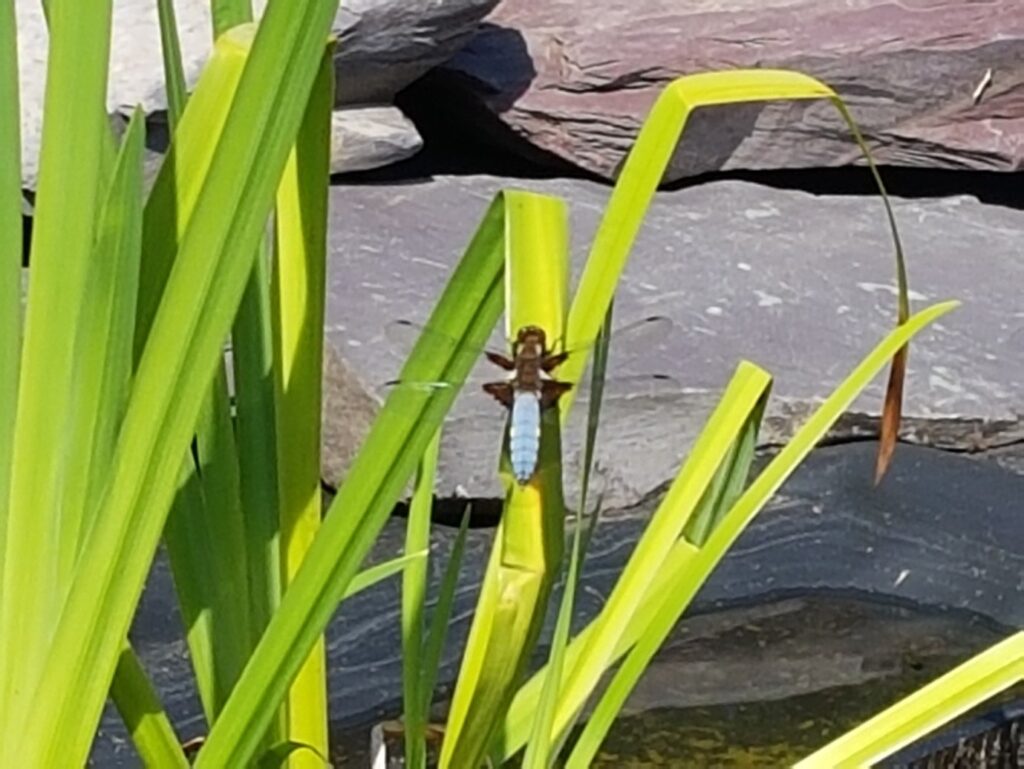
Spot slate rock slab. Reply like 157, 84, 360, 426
426, 0, 1024, 182
333, 0, 499, 105
324, 175, 1024, 504
91, 442, 1023, 767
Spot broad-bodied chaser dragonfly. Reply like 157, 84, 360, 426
385, 315, 674, 486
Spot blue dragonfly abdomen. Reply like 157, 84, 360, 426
509, 389, 542, 484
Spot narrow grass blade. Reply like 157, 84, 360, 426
419, 506, 472, 717
566, 387, 769, 768
549, 362, 772, 743
193, 190, 511, 769
0, 0, 22, 585
145, 6, 231, 724
233, 249, 283, 634
15, 6, 342, 762
0, 0, 115, 741
193, 366, 254, 710
570, 308, 956, 766
110, 645, 190, 769
523, 307, 615, 769
348, 552, 429, 599
156, 0, 187, 127
440, 193, 569, 769
558, 69, 912, 417
272, 40, 334, 766
162, 461, 220, 717
795, 632, 1024, 768
212, 0, 254, 36
578, 304, 612, 525
58, 109, 145, 592
523, 507, 585, 769
683, 387, 765, 547
256, 741, 330, 769
134, 30, 243, 356
402, 431, 442, 769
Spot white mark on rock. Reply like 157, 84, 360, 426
347, 339, 362, 348
754, 289, 783, 307
836, 305, 851, 315
737, 262, 753, 271
411, 256, 446, 269
705, 306, 724, 317
743, 205, 779, 220
856, 282, 929, 301
894, 569, 910, 588
928, 366, 963, 394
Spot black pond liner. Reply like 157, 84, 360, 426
881, 699, 1023, 769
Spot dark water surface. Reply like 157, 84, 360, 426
330, 594, 1016, 767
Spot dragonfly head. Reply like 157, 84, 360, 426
514, 325, 548, 354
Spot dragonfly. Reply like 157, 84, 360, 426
384, 315, 675, 486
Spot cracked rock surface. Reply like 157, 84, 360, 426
324, 174, 1024, 507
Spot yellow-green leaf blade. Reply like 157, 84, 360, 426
15, 8, 341, 763
795, 631, 1024, 768
402, 431, 441, 769
193, 189, 510, 769
560, 69, 911, 420
551, 361, 771, 742
110, 645, 190, 769
0, 0, 21, 565
272, 38, 335, 767
59, 108, 146, 592
500, 301, 958, 762
440, 192, 569, 769
0, 0, 115, 744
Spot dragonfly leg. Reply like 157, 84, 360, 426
483, 381, 515, 408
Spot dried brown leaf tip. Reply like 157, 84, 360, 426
874, 346, 908, 486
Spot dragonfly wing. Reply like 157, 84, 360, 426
385, 318, 511, 363
571, 371, 680, 407
550, 315, 674, 370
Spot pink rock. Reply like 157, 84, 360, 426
436, 0, 1024, 181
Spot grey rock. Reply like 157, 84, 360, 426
329, 106, 422, 175
333, 0, 500, 105
15, 0, 491, 186
324, 174, 1024, 505
15, 0, 214, 187
92, 442, 1024, 766
429, 0, 1024, 181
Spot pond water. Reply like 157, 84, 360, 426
330, 593, 1016, 767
